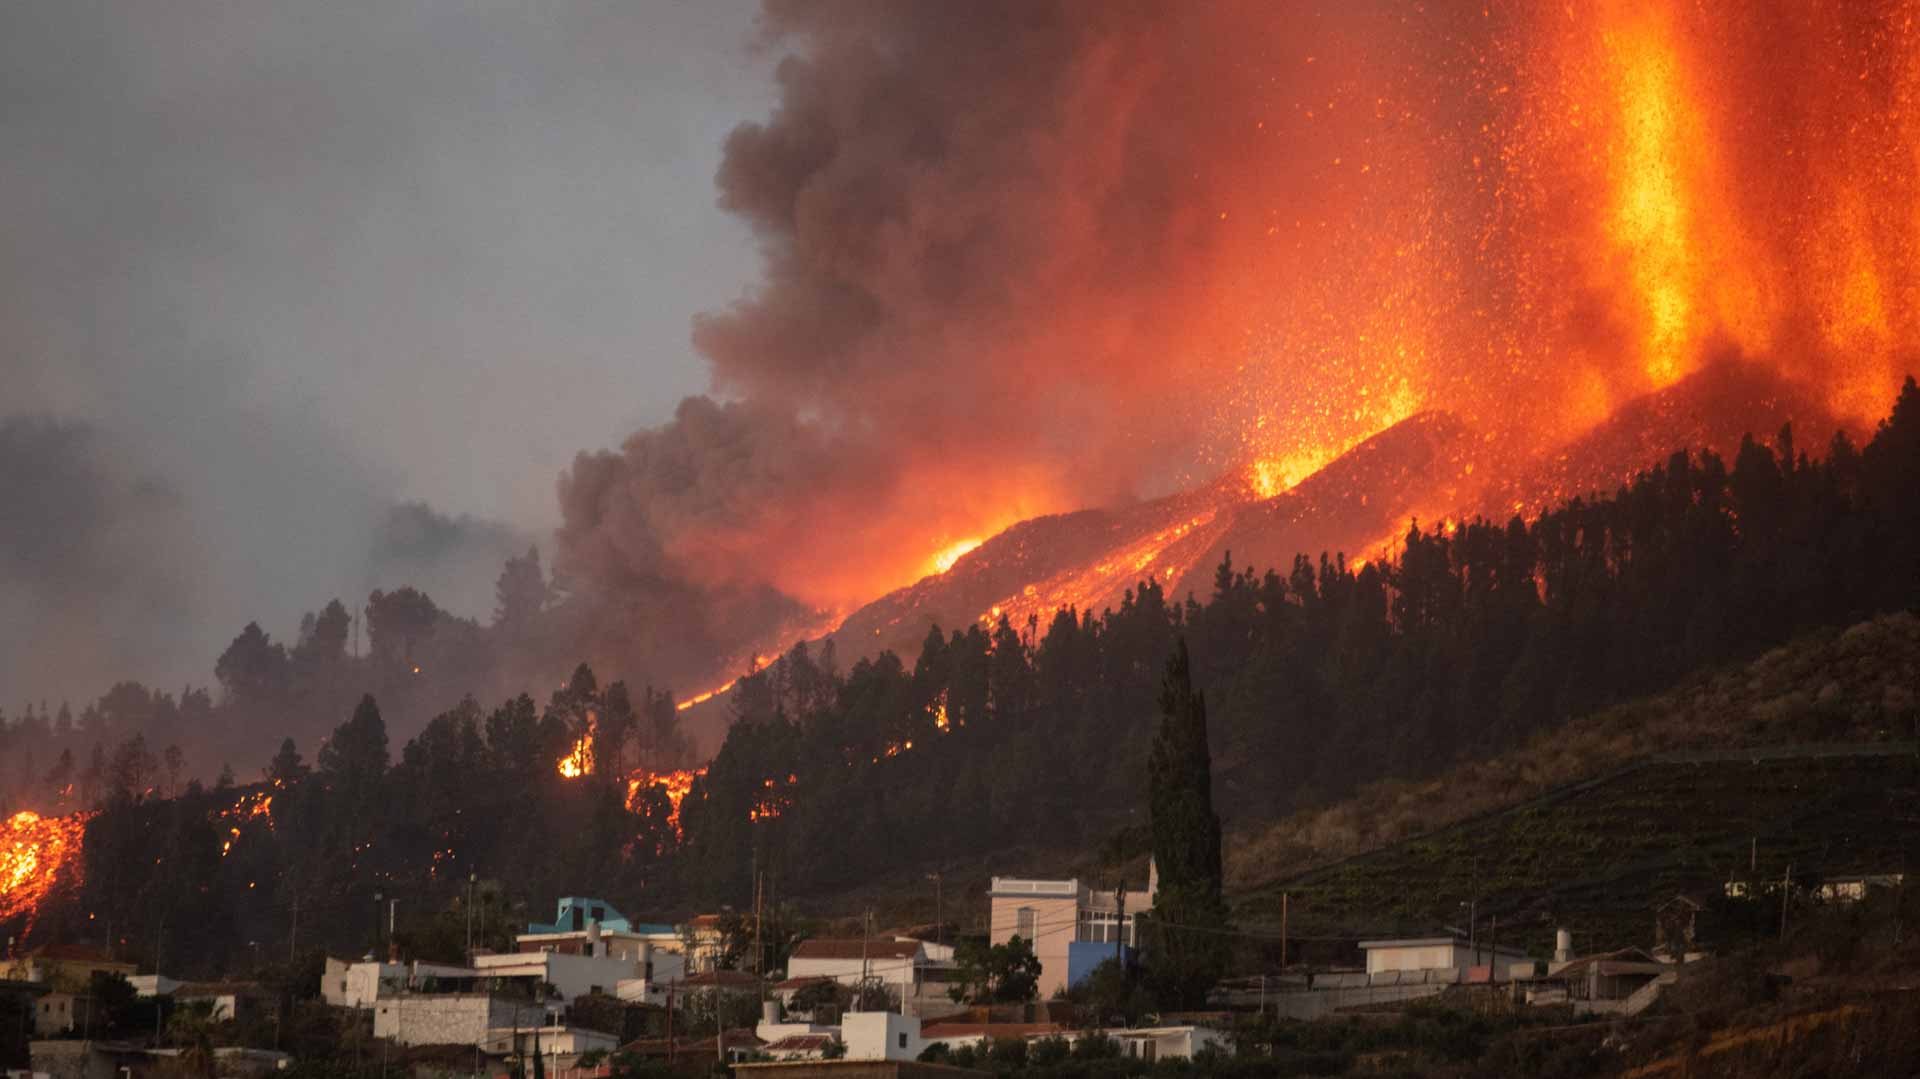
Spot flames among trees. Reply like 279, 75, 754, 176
1, 381, 1917, 966
0, 810, 90, 935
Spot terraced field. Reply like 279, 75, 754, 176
1239, 745, 1920, 957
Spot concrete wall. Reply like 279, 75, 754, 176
323, 959, 401, 1009
1363, 944, 1455, 974
1267, 983, 1447, 1020
373, 995, 545, 1047
841, 1012, 922, 1062
787, 955, 919, 995
28, 1041, 119, 1079
989, 889, 1077, 1000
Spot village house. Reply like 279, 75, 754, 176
518, 896, 685, 968
1527, 946, 1674, 1015
1357, 935, 1530, 981
780, 937, 960, 1017
479, 1024, 621, 1072
0, 943, 137, 993
987, 866, 1156, 1000
755, 1009, 929, 1063
322, 957, 484, 1009
173, 981, 272, 1023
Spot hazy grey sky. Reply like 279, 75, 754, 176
1, 1, 772, 700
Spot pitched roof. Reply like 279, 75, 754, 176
791, 939, 922, 962
27, 944, 126, 964
1549, 948, 1668, 980
772, 975, 837, 991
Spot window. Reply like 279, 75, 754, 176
1016, 907, 1036, 940
1077, 910, 1132, 945
898, 1033, 908, 1050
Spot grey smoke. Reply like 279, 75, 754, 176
0, 0, 770, 701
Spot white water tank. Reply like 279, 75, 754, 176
763, 1000, 782, 1025
1553, 928, 1573, 964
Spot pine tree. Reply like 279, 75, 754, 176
1142, 637, 1231, 1007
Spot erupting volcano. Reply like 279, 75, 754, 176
555, 0, 1920, 710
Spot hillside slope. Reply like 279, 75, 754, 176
1227, 612, 1920, 949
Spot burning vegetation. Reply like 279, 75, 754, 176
0, 810, 91, 934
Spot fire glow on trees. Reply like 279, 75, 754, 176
217, 790, 275, 857
624, 767, 706, 834
1, 810, 92, 933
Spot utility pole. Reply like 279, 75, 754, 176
1488, 915, 1499, 984
860, 910, 873, 1010
154, 917, 165, 1045
290, 892, 299, 963
752, 869, 763, 979
465, 873, 477, 967
1114, 884, 1127, 974
1781, 864, 1794, 938
927, 873, 943, 946
1280, 892, 1289, 970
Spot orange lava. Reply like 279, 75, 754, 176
1, 810, 92, 933
927, 537, 985, 576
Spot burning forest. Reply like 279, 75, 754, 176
7, 0, 1920, 992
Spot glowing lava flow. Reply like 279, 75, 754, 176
928, 538, 984, 576
1, 810, 92, 932
675, 683, 734, 713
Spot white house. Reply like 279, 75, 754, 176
173, 982, 269, 1022
128, 975, 181, 998
842, 1011, 924, 1062
752, 1012, 930, 1063
480, 1024, 619, 1071
1102, 1025, 1228, 1063
786, 939, 928, 997
1358, 937, 1530, 980
472, 949, 640, 1002
322, 958, 484, 1008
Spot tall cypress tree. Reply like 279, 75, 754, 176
1143, 637, 1230, 1006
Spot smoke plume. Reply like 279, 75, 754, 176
560, 0, 1920, 685
0, 416, 204, 702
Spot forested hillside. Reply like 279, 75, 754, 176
12, 377, 1919, 977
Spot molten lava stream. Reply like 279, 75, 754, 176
1, 810, 92, 933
